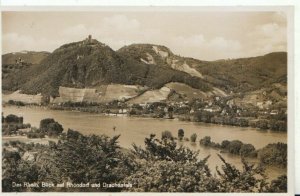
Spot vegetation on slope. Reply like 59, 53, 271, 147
2, 40, 211, 96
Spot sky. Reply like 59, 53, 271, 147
2, 10, 287, 60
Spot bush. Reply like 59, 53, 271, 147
8, 100, 25, 106
27, 132, 45, 139
190, 133, 197, 143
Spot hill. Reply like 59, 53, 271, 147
117, 44, 286, 93
2, 51, 50, 80
2, 37, 211, 97
2, 51, 50, 65
2, 37, 287, 106
117, 44, 206, 78
197, 52, 287, 93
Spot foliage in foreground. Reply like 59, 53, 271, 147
2, 131, 287, 192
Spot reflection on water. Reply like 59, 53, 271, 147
2, 106, 287, 180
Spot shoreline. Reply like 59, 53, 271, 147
3, 103, 287, 133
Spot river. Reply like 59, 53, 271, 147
2, 105, 287, 180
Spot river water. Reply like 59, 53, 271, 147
2, 105, 287, 180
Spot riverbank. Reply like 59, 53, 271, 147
2, 135, 58, 145
4, 102, 287, 132
2, 105, 287, 149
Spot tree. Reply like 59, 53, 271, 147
4, 114, 22, 124
221, 140, 230, 149
125, 159, 218, 192
161, 130, 173, 140
268, 175, 287, 192
190, 133, 197, 143
257, 143, 287, 167
2, 150, 22, 192
227, 140, 243, 155
239, 144, 256, 157
133, 134, 201, 163
167, 106, 174, 119
216, 154, 268, 192
200, 136, 211, 146
36, 132, 135, 191
39, 118, 63, 137
256, 120, 269, 130
178, 129, 184, 141
129, 134, 214, 192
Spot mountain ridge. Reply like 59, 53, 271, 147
2, 38, 211, 97
2, 37, 287, 102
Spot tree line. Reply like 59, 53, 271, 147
2, 129, 287, 192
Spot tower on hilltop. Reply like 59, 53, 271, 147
85, 35, 92, 44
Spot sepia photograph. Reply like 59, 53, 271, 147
1, 6, 292, 193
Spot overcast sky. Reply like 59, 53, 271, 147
2, 10, 287, 60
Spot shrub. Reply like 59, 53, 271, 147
8, 100, 25, 106
27, 132, 45, 139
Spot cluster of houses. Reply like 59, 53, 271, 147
111, 94, 285, 119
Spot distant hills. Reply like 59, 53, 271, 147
2, 37, 287, 102
197, 52, 287, 93
2, 51, 50, 65
2, 51, 50, 80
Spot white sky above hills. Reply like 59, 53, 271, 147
2, 10, 287, 60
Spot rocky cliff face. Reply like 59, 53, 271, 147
117, 44, 204, 78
